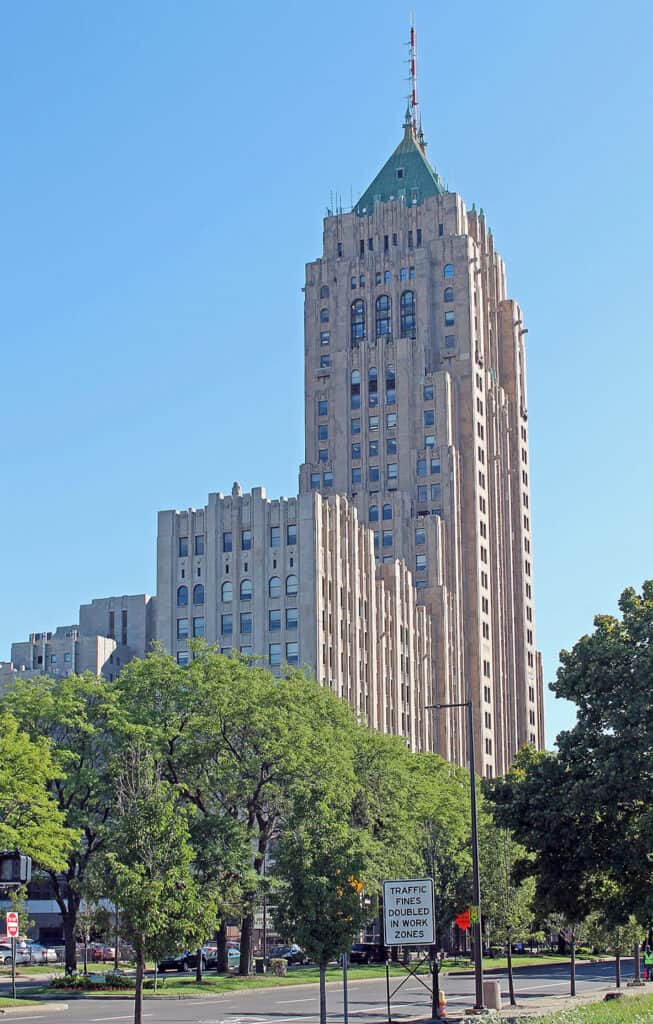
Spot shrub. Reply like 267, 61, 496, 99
103, 972, 135, 989
269, 958, 288, 977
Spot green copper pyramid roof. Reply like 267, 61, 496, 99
354, 118, 445, 216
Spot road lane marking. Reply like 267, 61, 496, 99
90, 1016, 153, 1022
276, 997, 316, 1003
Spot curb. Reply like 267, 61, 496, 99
0, 1003, 69, 1016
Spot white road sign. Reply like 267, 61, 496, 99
383, 877, 434, 945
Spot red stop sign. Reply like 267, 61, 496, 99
6, 912, 19, 939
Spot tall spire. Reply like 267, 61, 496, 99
407, 17, 419, 136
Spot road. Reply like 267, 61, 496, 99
0, 959, 638, 1023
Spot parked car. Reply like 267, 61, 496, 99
89, 942, 116, 963
348, 942, 386, 965
157, 948, 209, 973
268, 944, 306, 965
206, 947, 240, 970
24, 941, 58, 964
0, 944, 31, 966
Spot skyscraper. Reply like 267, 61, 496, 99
300, 47, 544, 776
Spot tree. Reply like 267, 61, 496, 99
114, 648, 363, 974
479, 821, 535, 1004
1, 675, 116, 972
273, 809, 374, 1024
100, 747, 214, 1024
489, 582, 653, 928
408, 753, 474, 945
0, 710, 77, 871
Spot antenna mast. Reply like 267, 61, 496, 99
408, 17, 418, 133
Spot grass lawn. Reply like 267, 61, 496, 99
532, 993, 653, 1023
0, 996, 40, 1006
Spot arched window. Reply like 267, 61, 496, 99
320, 307, 329, 323
286, 574, 299, 596
320, 285, 330, 298
368, 367, 378, 407
193, 584, 204, 605
351, 369, 361, 409
177, 585, 188, 606
369, 504, 379, 522
269, 576, 281, 599
400, 291, 416, 338
240, 579, 252, 601
444, 286, 454, 302
382, 503, 393, 520
221, 581, 233, 602
444, 263, 454, 278
351, 300, 365, 344
386, 364, 396, 404
375, 295, 391, 337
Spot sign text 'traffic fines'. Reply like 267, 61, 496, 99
383, 878, 434, 945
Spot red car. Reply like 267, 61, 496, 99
90, 943, 116, 963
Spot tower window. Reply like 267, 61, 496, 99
177, 585, 188, 607
320, 308, 329, 323
382, 503, 392, 521
320, 285, 329, 298
351, 300, 366, 344
444, 263, 454, 278
445, 310, 455, 326
369, 504, 379, 522
400, 291, 416, 338
385, 364, 396, 404
368, 366, 378, 406
318, 399, 328, 416
397, 168, 404, 179
193, 584, 204, 605
269, 576, 282, 598
240, 579, 252, 600
375, 295, 391, 337
351, 369, 361, 409
221, 581, 233, 602
444, 287, 454, 302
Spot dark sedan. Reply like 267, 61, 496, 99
349, 942, 386, 964
157, 949, 208, 972
268, 943, 306, 965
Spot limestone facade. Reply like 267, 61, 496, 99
156, 485, 433, 752
299, 124, 544, 775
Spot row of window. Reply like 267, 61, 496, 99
177, 608, 299, 639
417, 458, 441, 476
351, 366, 396, 408
349, 293, 416, 343
177, 584, 204, 606
417, 484, 442, 503
351, 412, 397, 432
178, 535, 204, 557
222, 525, 297, 552
177, 642, 299, 667
353, 438, 399, 458
351, 464, 398, 485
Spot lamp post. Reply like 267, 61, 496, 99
427, 701, 485, 1011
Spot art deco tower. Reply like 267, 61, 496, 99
299, 47, 544, 776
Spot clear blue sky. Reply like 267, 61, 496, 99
2, 1, 651, 745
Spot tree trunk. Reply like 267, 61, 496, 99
507, 934, 516, 1005
239, 909, 254, 975
62, 906, 78, 974
134, 943, 145, 1024
634, 941, 641, 983
195, 945, 204, 984
319, 961, 327, 1024
570, 937, 576, 997
616, 952, 621, 988
216, 920, 228, 973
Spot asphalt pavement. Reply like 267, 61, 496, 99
0, 958, 646, 1024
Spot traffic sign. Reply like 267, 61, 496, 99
383, 877, 434, 946
6, 912, 19, 938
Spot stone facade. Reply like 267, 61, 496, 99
156, 485, 433, 752
299, 120, 544, 775
0, 594, 155, 692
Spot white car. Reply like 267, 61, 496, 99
0, 943, 30, 965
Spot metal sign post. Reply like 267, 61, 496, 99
342, 951, 349, 1024
382, 879, 437, 1020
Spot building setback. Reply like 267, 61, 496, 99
156, 486, 433, 752
299, 109, 544, 775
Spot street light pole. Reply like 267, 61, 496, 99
427, 701, 485, 1011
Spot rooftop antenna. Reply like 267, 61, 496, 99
408, 15, 418, 135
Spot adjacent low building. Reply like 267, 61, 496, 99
156, 483, 433, 751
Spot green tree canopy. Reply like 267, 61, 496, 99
0, 710, 77, 871
489, 581, 653, 927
